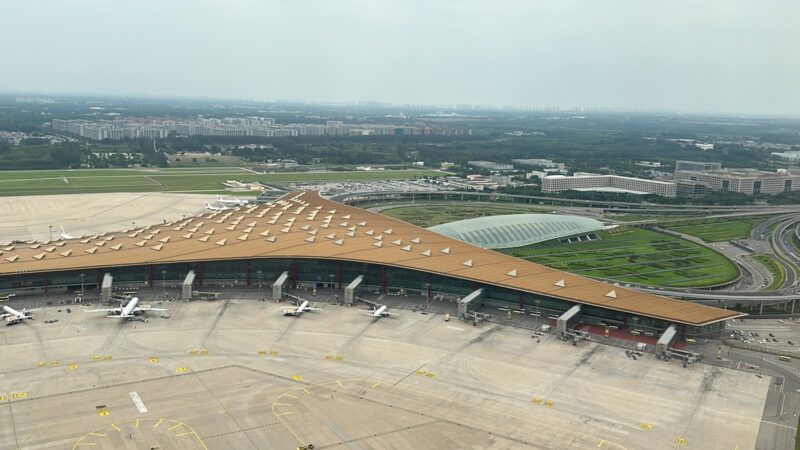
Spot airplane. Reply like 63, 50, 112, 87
60, 225, 74, 240
84, 297, 167, 320
359, 304, 398, 318
204, 202, 229, 211
0, 293, 16, 303
216, 195, 249, 206
283, 300, 322, 317
1, 305, 41, 325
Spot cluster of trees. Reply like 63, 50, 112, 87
0, 141, 84, 169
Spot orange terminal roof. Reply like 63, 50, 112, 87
0, 191, 740, 326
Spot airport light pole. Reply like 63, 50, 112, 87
161, 270, 167, 297
425, 282, 431, 310
257, 270, 263, 298
48, 225, 53, 241
535, 299, 541, 315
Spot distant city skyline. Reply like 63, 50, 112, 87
1, 0, 799, 116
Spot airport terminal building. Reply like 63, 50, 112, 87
0, 191, 740, 337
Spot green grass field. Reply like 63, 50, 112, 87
503, 227, 739, 287
0, 168, 441, 197
753, 254, 785, 291
382, 205, 545, 228
663, 215, 772, 242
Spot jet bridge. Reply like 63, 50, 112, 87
182, 270, 195, 300
272, 271, 289, 300
655, 324, 677, 357
100, 273, 113, 303
344, 275, 364, 305
556, 305, 581, 336
457, 289, 484, 316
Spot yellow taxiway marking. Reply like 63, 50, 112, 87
274, 402, 291, 406
87, 432, 106, 437
292, 375, 303, 381
175, 367, 190, 373
176, 431, 194, 437
597, 439, 605, 447
74, 444, 96, 447
154, 418, 164, 428
68, 364, 79, 370
284, 393, 297, 399
168, 422, 184, 431
110, 424, 121, 432
97, 408, 109, 417
148, 357, 158, 363
639, 423, 652, 430
36, 362, 45, 367
10, 392, 27, 399
336, 380, 344, 387
135, 419, 139, 428
676, 437, 687, 446
302, 388, 310, 394
276, 411, 294, 416
0, 396, 5, 402
371, 381, 381, 388
50, 360, 59, 366
544, 400, 554, 407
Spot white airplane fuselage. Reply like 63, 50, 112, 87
119, 297, 139, 318
285, 300, 311, 316
371, 305, 389, 317
3, 305, 33, 325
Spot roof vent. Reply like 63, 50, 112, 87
462, 259, 473, 267
554, 279, 566, 288
606, 290, 617, 299
507, 269, 517, 277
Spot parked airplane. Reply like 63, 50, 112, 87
84, 297, 167, 319
216, 195, 249, 206
0, 293, 15, 303
359, 304, 397, 318
204, 202, 229, 211
283, 300, 322, 317
1, 305, 40, 325
60, 225, 74, 240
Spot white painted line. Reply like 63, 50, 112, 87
129, 391, 148, 413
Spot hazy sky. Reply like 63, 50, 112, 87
2, 0, 799, 114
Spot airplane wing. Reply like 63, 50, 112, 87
25, 308, 42, 313
306, 307, 323, 311
84, 308, 123, 313
135, 307, 168, 312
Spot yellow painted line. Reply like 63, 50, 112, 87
291, 375, 303, 381
258, 351, 267, 356
0, 397, 5, 402
336, 380, 344, 387
10, 392, 27, 399
75, 444, 97, 447
88, 432, 106, 437
302, 388, 310, 394
148, 357, 158, 363
276, 411, 294, 416
371, 381, 381, 388
50, 361, 59, 366
111, 424, 121, 432
135, 419, 139, 428
284, 393, 297, 399
36, 362, 45, 367
168, 422, 184, 431
154, 418, 164, 428
274, 402, 291, 406
597, 439, 605, 448
68, 364, 79, 370
176, 431, 194, 437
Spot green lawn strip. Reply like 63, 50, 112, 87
664, 216, 773, 242
503, 227, 738, 288
752, 254, 785, 291
0, 169, 440, 196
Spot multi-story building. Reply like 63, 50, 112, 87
542, 174, 677, 197
674, 160, 800, 195
468, 161, 514, 171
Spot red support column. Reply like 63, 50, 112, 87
291, 259, 297, 288
245, 260, 251, 287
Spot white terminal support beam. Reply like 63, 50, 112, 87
344, 275, 364, 305
556, 305, 582, 336
272, 271, 289, 301
182, 270, 195, 300
457, 288, 484, 316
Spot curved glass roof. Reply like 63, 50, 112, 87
428, 214, 603, 249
